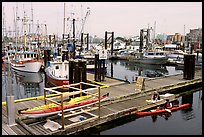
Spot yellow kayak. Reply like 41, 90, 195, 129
21, 94, 92, 113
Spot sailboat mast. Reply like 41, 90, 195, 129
2, 6, 7, 41
154, 21, 156, 40
23, 9, 27, 50
63, 3, 66, 36
15, 3, 19, 49
31, 2, 34, 35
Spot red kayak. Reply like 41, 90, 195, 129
136, 103, 190, 117
20, 93, 109, 118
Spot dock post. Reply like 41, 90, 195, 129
6, 96, 16, 126
86, 33, 89, 50
74, 59, 80, 83
105, 31, 107, 49
139, 29, 144, 53
95, 54, 99, 81
69, 59, 74, 92
98, 86, 101, 119
111, 32, 114, 56
111, 61, 113, 77
102, 59, 105, 81
6, 63, 16, 126
80, 59, 87, 89
44, 49, 51, 68
183, 54, 195, 80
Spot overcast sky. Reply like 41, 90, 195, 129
2, 2, 202, 38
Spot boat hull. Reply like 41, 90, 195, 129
135, 103, 190, 117
20, 93, 109, 118
45, 67, 69, 86
133, 57, 168, 65
11, 60, 42, 73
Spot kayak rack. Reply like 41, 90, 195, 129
43, 81, 102, 130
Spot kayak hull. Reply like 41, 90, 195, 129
136, 103, 190, 117
20, 93, 109, 118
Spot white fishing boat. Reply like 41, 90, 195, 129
83, 51, 107, 73
166, 50, 187, 61
2, 49, 16, 63
133, 50, 169, 65
10, 51, 43, 73
45, 56, 69, 86
83, 52, 96, 72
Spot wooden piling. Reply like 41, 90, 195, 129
183, 54, 195, 80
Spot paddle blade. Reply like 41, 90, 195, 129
150, 109, 156, 112
165, 109, 171, 113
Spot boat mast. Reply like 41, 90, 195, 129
153, 21, 156, 41
31, 2, 34, 36
2, 6, 7, 45
63, 2, 66, 47
23, 4, 27, 51
15, 3, 19, 50
63, 3, 66, 36
183, 24, 186, 52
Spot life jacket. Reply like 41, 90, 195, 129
153, 94, 160, 100
165, 102, 172, 108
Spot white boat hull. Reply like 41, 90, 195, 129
11, 61, 42, 73
133, 57, 168, 65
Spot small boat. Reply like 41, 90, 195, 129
135, 103, 190, 117
2, 49, 16, 63
83, 52, 96, 73
19, 93, 109, 118
78, 50, 107, 73
19, 94, 93, 114
45, 56, 69, 86
133, 50, 169, 65
10, 51, 43, 73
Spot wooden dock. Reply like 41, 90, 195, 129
2, 69, 202, 135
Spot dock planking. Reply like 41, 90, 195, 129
2, 69, 202, 135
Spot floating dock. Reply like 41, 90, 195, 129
2, 69, 202, 135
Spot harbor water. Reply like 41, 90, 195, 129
1, 60, 202, 135
78, 89, 202, 135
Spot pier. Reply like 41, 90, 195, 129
2, 69, 202, 135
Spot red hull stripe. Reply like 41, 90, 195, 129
21, 94, 109, 114
136, 103, 190, 116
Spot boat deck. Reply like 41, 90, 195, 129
2, 69, 202, 135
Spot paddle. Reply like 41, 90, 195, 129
165, 109, 171, 113
150, 109, 156, 112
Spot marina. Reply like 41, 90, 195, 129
2, 2, 202, 135
2, 63, 202, 134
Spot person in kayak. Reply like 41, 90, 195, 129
164, 99, 173, 109
151, 91, 160, 102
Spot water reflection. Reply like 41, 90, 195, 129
180, 93, 196, 121
2, 63, 44, 101
74, 90, 202, 135
106, 60, 169, 80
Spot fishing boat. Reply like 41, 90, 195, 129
10, 51, 43, 73
135, 103, 190, 117
133, 50, 169, 65
83, 52, 96, 73
19, 93, 109, 118
2, 49, 17, 63
77, 50, 107, 73
45, 56, 69, 86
